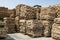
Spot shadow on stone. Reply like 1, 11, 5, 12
0, 35, 15, 40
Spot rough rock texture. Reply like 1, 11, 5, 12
16, 4, 36, 19
26, 20, 44, 37
42, 20, 52, 37
19, 19, 26, 33
4, 17, 16, 33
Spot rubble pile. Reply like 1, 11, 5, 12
16, 4, 37, 19
19, 19, 26, 34
51, 5, 60, 40
0, 4, 60, 39
0, 21, 7, 38
40, 6, 57, 37
8, 9, 16, 18
4, 17, 16, 33
33, 5, 41, 20
52, 18, 60, 40
26, 20, 44, 37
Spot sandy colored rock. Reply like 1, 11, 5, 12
16, 4, 37, 19
41, 20, 52, 37
40, 15, 51, 20
4, 17, 16, 33
26, 20, 44, 37
54, 18, 60, 24
0, 21, 7, 38
19, 19, 26, 33
8, 9, 16, 18
33, 5, 41, 19
52, 23, 60, 40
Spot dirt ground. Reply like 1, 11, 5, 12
0, 33, 55, 40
